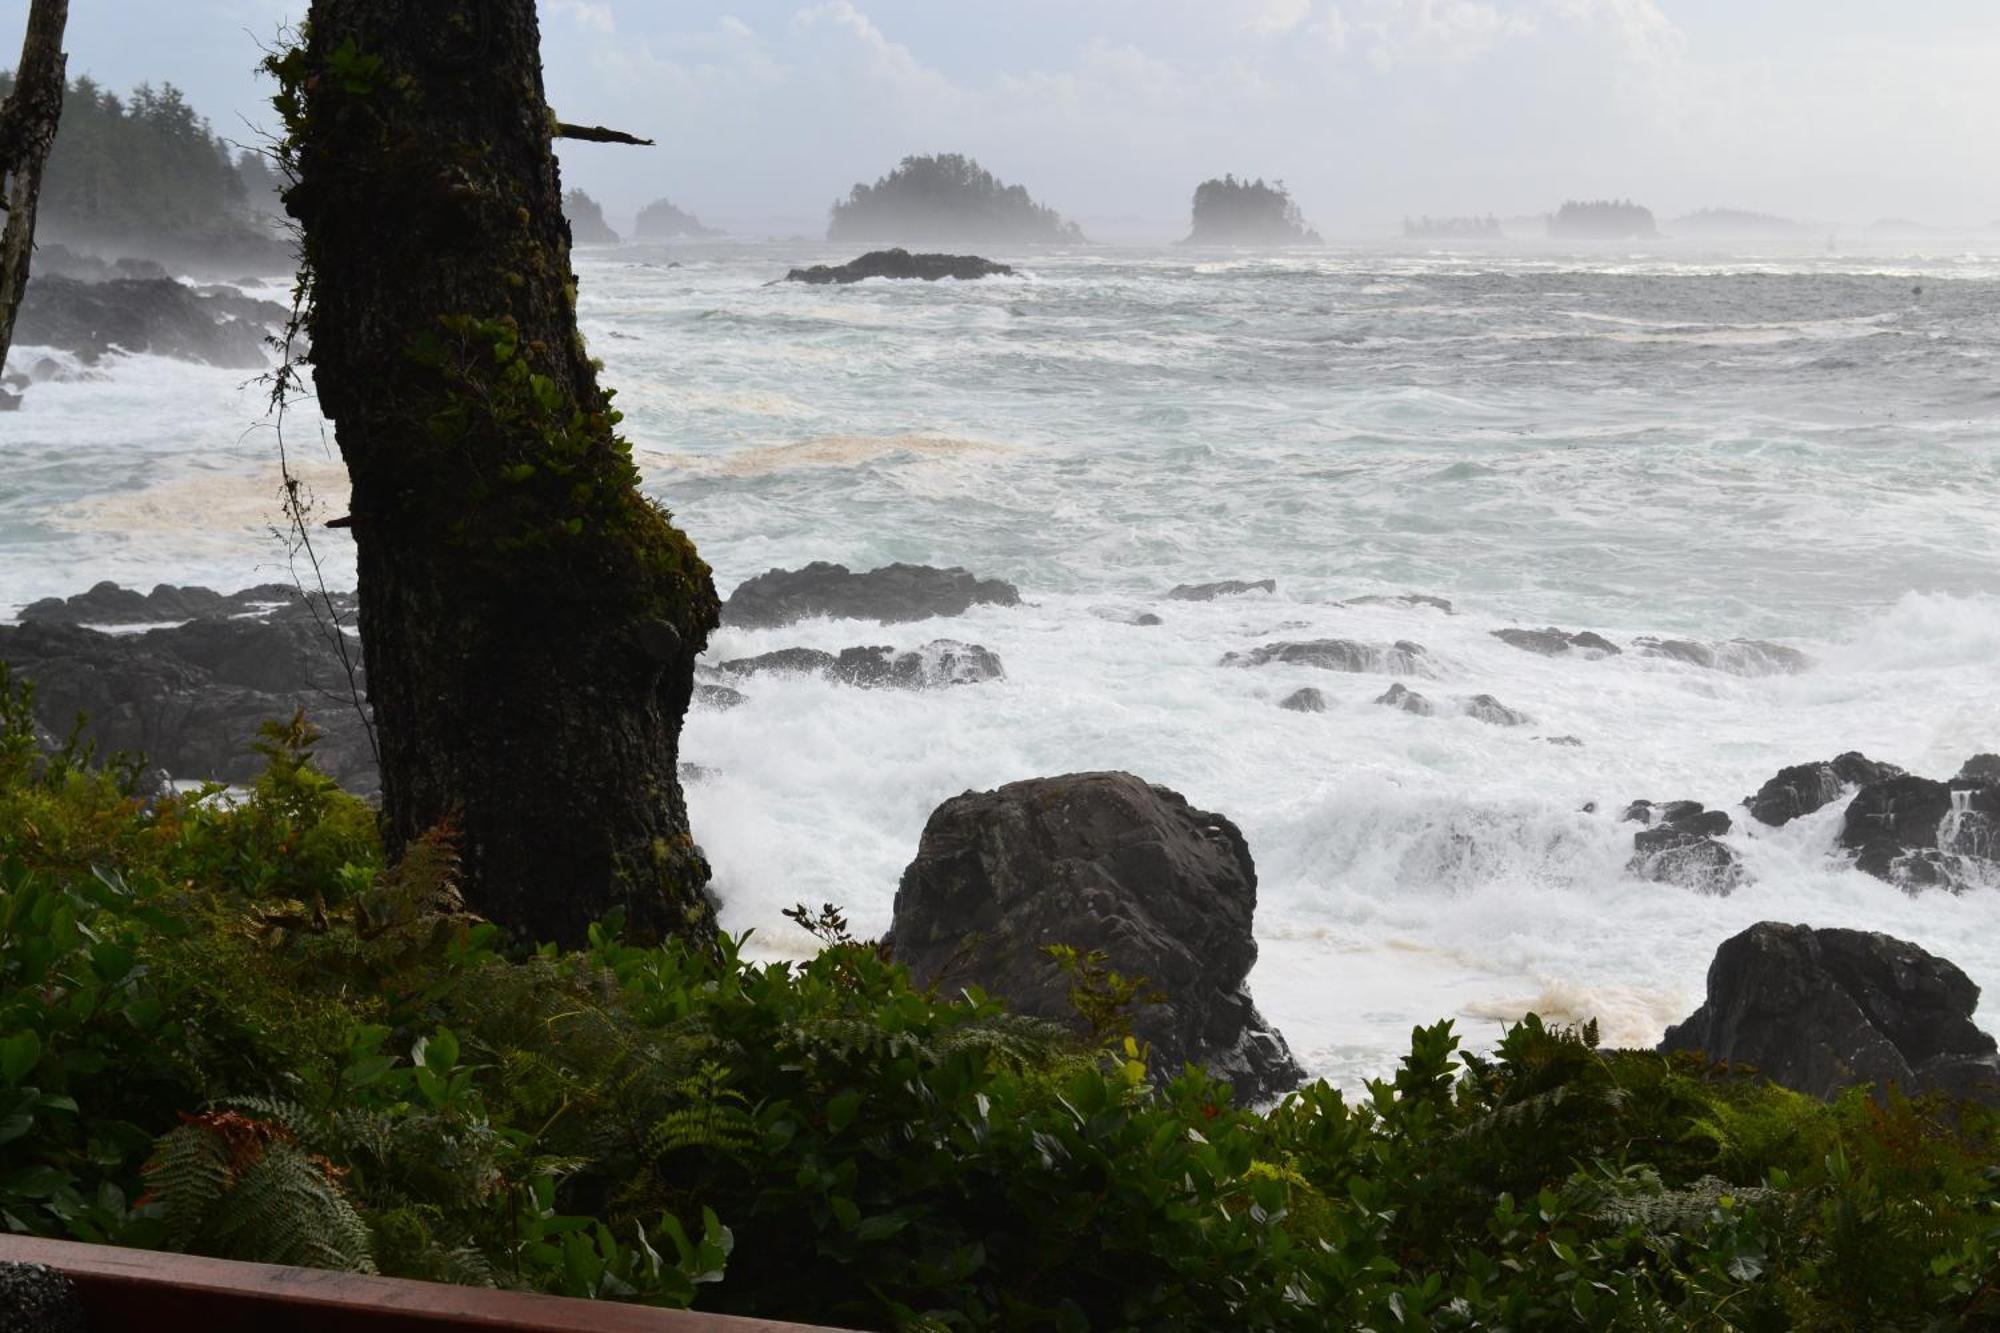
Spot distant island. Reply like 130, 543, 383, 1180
1185, 175, 1320, 245
563, 189, 619, 245
636, 197, 722, 240
827, 153, 1083, 245
2, 73, 286, 273
1549, 199, 1657, 240
1404, 214, 1502, 240
1671, 208, 1810, 238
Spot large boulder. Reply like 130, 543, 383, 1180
1743, 751, 1904, 827
784, 249, 1016, 284
720, 562, 1020, 629
1221, 638, 1432, 675
889, 772, 1305, 1103
717, 640, 1003, 689
0, 610, 377, 797
1839, 773, 2000, 892
13, 274, 283, 368
1661, 922, 2000, 1104
1491, 627, 1621, 658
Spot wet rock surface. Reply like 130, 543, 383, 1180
1661, 922, 2000, 1105
1278, 686, 1327, 713
1839, 773, 2000, 892
1340, 593, 1454, 613
1634, 636, 1810, 675
0, 585, 376, 796
889, 771, 1306, 1104
717, 640, 1004, 689
784, 249, 1016, 284
721, 562, 1020, 628
14, 273, 284, 368
1221, 638, 1432, 675
1491, 627, 1621, 658
1622, 798, 1743, 894
1167, 578, 1275, 601
1743, 752, 1905, 827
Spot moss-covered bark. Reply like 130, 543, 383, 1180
280, 0, 719, 948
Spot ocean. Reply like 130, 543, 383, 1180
5, 240, 1999, 1084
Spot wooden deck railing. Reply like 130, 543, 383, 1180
0, 1235, 858, 1332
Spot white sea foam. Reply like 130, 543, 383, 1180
5, 243, 1999, 1085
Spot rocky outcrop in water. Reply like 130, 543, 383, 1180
716, 640, 1003, 689
784, 249, 1015, 285
888, 771, 1305, 1103
1491, 627, 1621, 658
1623, 799, 1742, 894
1374, 684, 1527, 725
1278, 687, 1326, 713
1221, 638, 1432, 675
12, 274, 283, 368
720, 562, 1020, 629
1743, 752, 1904, 827
1839, 773, 2000, 892
0, 604, 377, 797
1661, 922, 2000, 1105
1633, 637, 1810, 676
1341, 593, 1454, 614
1168, 579, 1275, 601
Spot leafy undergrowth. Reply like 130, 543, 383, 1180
1, 664, 1996, 1330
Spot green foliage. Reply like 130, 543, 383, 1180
1187, 175, 1320, 244
2, 699, 1998, 1327
0, 70, 278, 251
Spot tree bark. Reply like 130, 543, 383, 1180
0, 0, 68, 389
281, 1, 721, 948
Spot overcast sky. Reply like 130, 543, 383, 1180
7, 0, 2000, 238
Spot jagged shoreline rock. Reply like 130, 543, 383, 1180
1221, 638, 1432, 676
721, 562, 1020, 629
784, 249, 1015, 285
13, 273, 283, 368
1622, 799, 1742, 894
888, 771, 1305, 1103
1743, 752, 1904, 827
1168, 578, 1275, 601
716, 640, 1003, 690
1492, 627, 1621, 658
1662, 922, 2000, 1105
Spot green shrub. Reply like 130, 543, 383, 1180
1, 667, 1997, 1328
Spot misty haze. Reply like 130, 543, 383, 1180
3, 1, 2000, 1326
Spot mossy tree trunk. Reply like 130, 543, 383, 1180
0, 0, 68, 386
281, 1, 719, 948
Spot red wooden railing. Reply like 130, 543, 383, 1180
0, 1235, 858, 1332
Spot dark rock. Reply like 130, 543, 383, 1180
1661, 922, 2000, 1105
1221, 638, 1431, 675
1091, 606, 1164, 627
0, 616, 377, 797
1540, 734, 1584, 747
0, 1261, 88, 1333
1492, 627, 1621, 658
1375, 683, 1435, 716
1167, 578, 1275, 601
1744, 751, 1905, 827
1340, 593, 1454, 614
1957, 754, 2000, 785
717, 640, 1004, 689
889, 772, 1305, 1103
1134, 613, 1164, 626
784, 249, 1016, 285
1634, 636, 1811, 675
720, 561, 1020, 629
1840, 774, 2000, 892
1461, 693, 1529, 726
16, 580, 351, 627
14, 273, 283, 368
1622, 800, 1740, 893
1278, 687, 1326, 713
